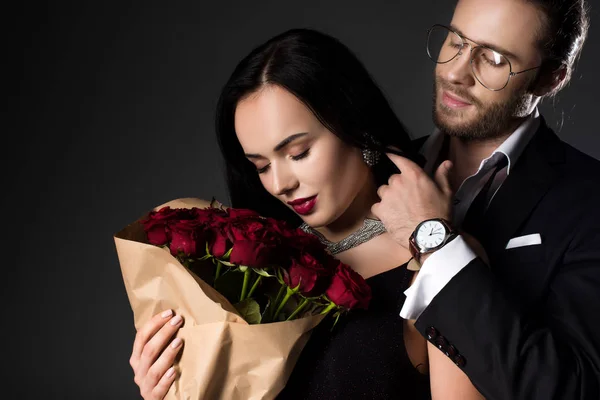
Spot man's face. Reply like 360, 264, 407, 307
433, 0, 545, 140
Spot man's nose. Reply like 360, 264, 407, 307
440, 45, 476, 86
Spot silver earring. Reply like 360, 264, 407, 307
361, 132, 381, 166
362, 148, 380, 166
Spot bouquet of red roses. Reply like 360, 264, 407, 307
114, 197, 371, 400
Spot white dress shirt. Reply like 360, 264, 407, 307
400, 108, 541, 320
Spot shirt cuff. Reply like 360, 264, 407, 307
399, 235, 477, 320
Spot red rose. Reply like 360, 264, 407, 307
264, 217, 296, 236
226, 222, 250, 242
145, 222, 169, 246
206, 214, 259, 257
141, 206, 181, 245
195, 208, 241, 257
208, 230, 229, 258
168, 219, 207, 257
283, 252, 333, 295
287, 228, 327, 254
227, 215, 272, 240
226, 208, 260, 219
194, 207, 229, 228
325, 262, 371, 310
229, 240, 279, 267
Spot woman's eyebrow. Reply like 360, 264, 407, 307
245, 132, 309, 158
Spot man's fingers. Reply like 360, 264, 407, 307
385, 152, 422, 176
371, 201, 380, 218
434, 160, 453, 196
131, 310, 174, 369
376, 184, 389, 199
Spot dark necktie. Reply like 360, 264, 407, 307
461, 155, 508, 237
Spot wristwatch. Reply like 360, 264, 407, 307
409, 218, 458, 265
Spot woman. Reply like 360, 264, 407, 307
129, 28, 484, 399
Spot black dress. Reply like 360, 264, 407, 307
279, 263, 431, 399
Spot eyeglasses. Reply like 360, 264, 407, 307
426, 24, 542, 91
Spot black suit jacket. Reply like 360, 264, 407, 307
414, 118, 600, 399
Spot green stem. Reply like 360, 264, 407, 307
247, 274, 262, 298
214, 260, 222, 281
267, 284, 287, 322
240, 268, 251, 302
320, 302, 337, 315
273, 287, 294, 321
286, 298, 309, 321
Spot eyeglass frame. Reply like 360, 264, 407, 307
426, 24, 543, 91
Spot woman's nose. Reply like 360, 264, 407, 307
271, 163, 299, 196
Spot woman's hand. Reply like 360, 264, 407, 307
130, 309, 184, 400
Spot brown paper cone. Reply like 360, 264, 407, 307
114, 198, 324, 400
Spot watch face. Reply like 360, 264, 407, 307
415, 220, 446, 250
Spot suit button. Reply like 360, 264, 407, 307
445, 344, 458, 357
426, 326, 438, 340
435, 335, 448, 351
454, 354, 466, 368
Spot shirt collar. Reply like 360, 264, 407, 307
421, 108, 541, 176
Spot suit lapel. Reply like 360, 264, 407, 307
478, 118, 564, 255
412, 135, 429, 152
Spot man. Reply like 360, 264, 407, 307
373, 0, 599, 398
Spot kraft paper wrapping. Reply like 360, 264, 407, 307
114, 198, 324, 400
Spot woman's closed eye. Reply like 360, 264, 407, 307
255, 148, 311, 174
290, 148, 310, 161
256, 164, 270, 174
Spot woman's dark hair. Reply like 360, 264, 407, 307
215, 28, 421, 226
527, 0, 590, 93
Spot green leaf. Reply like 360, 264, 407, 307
254, 268, 274, 278
220, 260, 235, 267
330, 310, 342, 332
276, 267, 286, 285
238, 265, 248, 273
234, 298, 262, 324
214, 270, 244, 304
223, 247, 233, 259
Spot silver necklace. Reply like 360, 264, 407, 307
299, 218, 386, 255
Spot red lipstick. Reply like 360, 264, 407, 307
287, 195, 317, 215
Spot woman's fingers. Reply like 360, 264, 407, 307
131, 309, 174, 371
149, 366, 178, 400
130, 310, 185, 400
135, 314, 184, 383
141, 338, 183, 399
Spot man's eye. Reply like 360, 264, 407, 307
291, 149, 310, 161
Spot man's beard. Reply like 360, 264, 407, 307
433, 77, 532, 141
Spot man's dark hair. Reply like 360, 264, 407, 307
527, 0, 590, 94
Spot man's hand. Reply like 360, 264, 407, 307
371, 153, 453, 249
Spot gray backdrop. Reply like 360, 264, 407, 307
11, 1, 599, 398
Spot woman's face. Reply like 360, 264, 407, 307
234, 85, 372, 229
